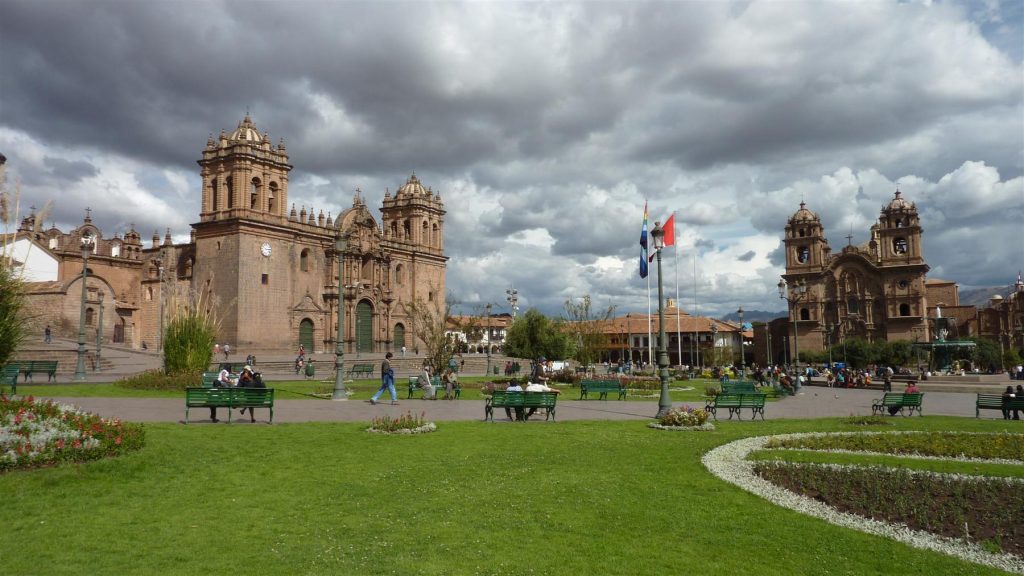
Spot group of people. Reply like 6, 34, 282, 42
501, 356, 560, 420
1002, 385, 1023, 420
213, 343, 231, 360
368, 353, 460, 404
209, 364, 264, 423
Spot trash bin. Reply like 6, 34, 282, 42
305, 362, 315, 379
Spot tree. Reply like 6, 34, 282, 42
0, 260, 25, 367
407, 292, 458, 376
562, 295, 615, 367
503, 308, 572, 361
968, 337, 1001, 372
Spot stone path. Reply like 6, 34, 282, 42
37, 387, 1008, 424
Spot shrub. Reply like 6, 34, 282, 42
658, 405, 709, 427
0, 261, 25, 368
162, 290, 218, 375
549, 369, 580, 385
115, 369, 201, 391
0, 395, 145, 472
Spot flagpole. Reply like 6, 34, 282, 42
693, 253, 699, 369
647, 267, 653, 368
674, 211, 681, 368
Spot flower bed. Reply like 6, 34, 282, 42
366, 411, 436, 434
649, 405, 714, 431
703, 432, 1024, 574
1, 395, 145, 473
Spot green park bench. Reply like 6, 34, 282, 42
185, 387, 274, 424
579, 379, 626, 400
1, 365, 19, 394
347, 364, 375, 379
15, 360, 59, 382
871, 392, 924, 416
721, 381, 758, 395
485, 391, 558, 422
407, 376, 443, 398
704, 393, 767, 420
975, 393, 1024, 418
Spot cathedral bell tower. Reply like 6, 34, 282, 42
783, 201, 829, 272
198, 115, 292, 222
875, 190, 924, 266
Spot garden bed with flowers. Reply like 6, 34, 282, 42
1, 395, 145, 473
703, 431, 1024, 573
366, 411, 436, 434
648, 405, 715, 431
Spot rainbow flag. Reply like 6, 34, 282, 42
639, 201, 648, 278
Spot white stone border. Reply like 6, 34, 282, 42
702, 432, 1024, 574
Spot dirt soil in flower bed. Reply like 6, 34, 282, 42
754, 463, 1024, 558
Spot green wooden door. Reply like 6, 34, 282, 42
356, 301, 373, 354
393, 323, 405, 351
299, 319, 315, 352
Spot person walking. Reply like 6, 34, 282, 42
370, 352, 397, 405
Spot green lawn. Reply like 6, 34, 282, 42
0, 416, 1018, 575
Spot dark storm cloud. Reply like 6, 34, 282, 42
1, 0, 1021, 316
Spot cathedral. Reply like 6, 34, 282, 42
764, 190, 969, 362
12, 115, 447, 354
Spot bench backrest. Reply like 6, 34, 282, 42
1, 365, 19, 382
882, 392, 923, 405
722, 382, 757, 394
715, 393, 765, 407
581, 379, 621, 390
234, 388, 274, 406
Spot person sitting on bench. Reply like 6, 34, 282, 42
889, 381, 920, 416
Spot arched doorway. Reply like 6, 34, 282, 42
299, 319, 315, 352
356, 301, 373, 354
393, 323, 406, 351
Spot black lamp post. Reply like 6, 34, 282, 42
332, 233, 350, 400
778, 278, 808, 378
73, 233, 95, 381
485, 303, 492, 377
737, 306, 745, 377
651, 221, 672, 418
95, 290, 104, 371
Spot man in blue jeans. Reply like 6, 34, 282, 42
370, 352, 398, 405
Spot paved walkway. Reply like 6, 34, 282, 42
37, 387, 1008, 424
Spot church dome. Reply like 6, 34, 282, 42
396, 173, 428, 196
228, 115, 265, 142
789, 201, 819, 224
885, 190, 913, 211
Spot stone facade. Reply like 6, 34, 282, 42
18, 116, 447, 354
776, 190, 959, 358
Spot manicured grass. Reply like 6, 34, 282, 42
0, 416, 1018, 575
749, 449, 1024, 478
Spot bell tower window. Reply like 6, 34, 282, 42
268, 182, 278, 214
211, 178, 219, 211
797, 246, 810, 263
226, 176, 234, 209
893, 237, 907, 254
251, 178, 261, 210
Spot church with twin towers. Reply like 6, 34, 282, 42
16, 115, 448, 354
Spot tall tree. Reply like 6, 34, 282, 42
503, 308, 572, 361
562, 295, 615, 367
407, 291, 458, 375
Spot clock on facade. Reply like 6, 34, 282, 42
261, 242, 272, 257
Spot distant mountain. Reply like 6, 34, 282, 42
959, 285, 1016, 308
720, 310, 785, 323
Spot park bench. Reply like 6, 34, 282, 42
14, 360, 59, 382
976, 393, 1024, 418
185, 387, 274, 424
871, 392, 924, 416
407, 376, 445, 399
201, 371, 239, 387
1, 365, 19, 394
704, 393, 767, 420
721, 381, 758, 395
579, 379, 626, 400
485, 391, 558, 422
347, 364, 375, 379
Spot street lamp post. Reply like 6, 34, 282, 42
710, 323, 718, 367
736, 307, 745, 377
73, 234, 95, 381
825, 323, 834, 371
778, 278, 808, 379
95, 291, 104, 371
626, 313, 632, 371
332, 234, 350, 400
651, 221, 672, 418
157, 259, 165, 373
506, 288, 519, 318
485, 303, 492, 377
619, 323, 625, 364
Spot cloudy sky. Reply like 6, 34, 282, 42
1, 0, 1021, 319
